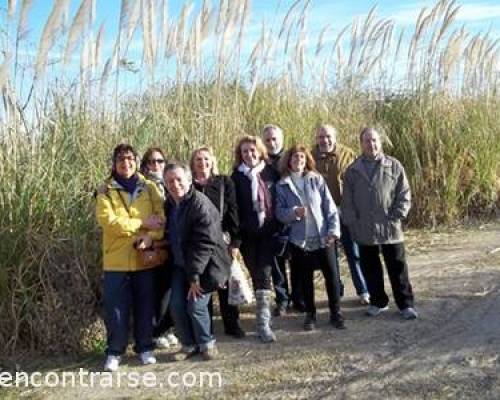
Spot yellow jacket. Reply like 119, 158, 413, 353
96, 174, 165, 271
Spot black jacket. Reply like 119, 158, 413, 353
267, 149, 284, 173
193, 175, 241, 248
231, 164, 281, 237
165, 188, 231, 292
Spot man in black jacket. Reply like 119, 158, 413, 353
164, 163, 231, 361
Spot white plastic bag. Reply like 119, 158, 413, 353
228, 259, 254, 306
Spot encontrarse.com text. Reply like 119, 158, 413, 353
0, 369, 222, 389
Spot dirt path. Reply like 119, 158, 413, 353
4, 224, 500, 399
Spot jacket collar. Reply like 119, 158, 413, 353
351, 154, 392, 183
313, 145, 337, 161
278, 171, 318, 200
108, 173, 148, 191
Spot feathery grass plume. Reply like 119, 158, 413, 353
278, 0, 302, 39
360, 4, 377, 44
215, 0, 228, 35
176, 2, 194, 57
118, 0, 131, 33
200, 0, 216, 41
165, 24, 178, 58
315, 24, 331, 57
8, 0, 17, 18
125, 0, 142, 45
63, 0, 93, 66
94, 22, 105, 70
440, 26, 466, 86
157, 0, 169, 58
141, 0, 158, 71
17, 0, 34, 41
0, 53, 12, 90
35, 0, 70, 79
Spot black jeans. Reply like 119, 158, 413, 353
289, 244, 342, 317
358, 242, 414, 310
152, 264, 175, 338
208, 286, 241, 333
271, 256, 290, 306
240, 234, 275, 291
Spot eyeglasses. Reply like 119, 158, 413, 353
117, 155, 135, 163
148, 159, 165, 165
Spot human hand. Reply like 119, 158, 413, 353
228, 245, 239, 259
142, 215, 164, 230
294, 206, 307, 219
326, 234, 339, 247
135, 233, 153, 250
187, 282, 203, 301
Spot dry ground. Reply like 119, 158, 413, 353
2, 223, 500, 399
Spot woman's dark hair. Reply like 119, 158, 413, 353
140, 147, 167, 174
111, 143, 138, 173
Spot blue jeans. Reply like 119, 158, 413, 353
338, 222, 368, 296
169, 264, 214, 351
103, 270, 155, 356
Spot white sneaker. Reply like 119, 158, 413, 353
359, 293, 370, 305
155, 336, 170, 349
166, 333, 179, 346
139, 351, 157, 365
366, 304, 389, 316
104, 355, 120, 372
401, 307, 419, 320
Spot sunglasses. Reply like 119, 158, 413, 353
148, 159, 165, 164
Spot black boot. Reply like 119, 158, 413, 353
303, 312, 316, 331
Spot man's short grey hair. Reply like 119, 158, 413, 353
261, 124, 283, 138
164, 162, 193, 184
359, 127, 379, 142
316, 124, 337, 138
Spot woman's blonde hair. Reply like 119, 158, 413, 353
233, 135, 268, 168
190, 146, 219, 176
279, 144, 317, 177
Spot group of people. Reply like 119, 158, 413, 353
95, 124, 418, 372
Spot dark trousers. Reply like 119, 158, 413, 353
289, 257, 305, 308
152, 264, 175, 338
103, 269, 155, 356
208, 286, 241, 333
240, 234, 274, 291
289, 244, 342, 317
271, 256, 290, 306
358, 242, 414, 310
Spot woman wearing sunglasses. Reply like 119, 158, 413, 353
140, 148, 179, 350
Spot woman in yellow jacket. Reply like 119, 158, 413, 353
96, 144, 165, 372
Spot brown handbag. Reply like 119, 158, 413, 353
137, 240, 168, 268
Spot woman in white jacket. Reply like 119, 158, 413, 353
275, 144, 345, 331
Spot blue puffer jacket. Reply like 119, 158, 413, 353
275, 171, 340, 249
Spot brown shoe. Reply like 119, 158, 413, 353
201, 346, 219, 361
169, 347, 198, 362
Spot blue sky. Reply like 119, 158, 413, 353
13, 0, 500, 56
3, 0, 500, 93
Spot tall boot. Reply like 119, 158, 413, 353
255, 289, 276, 343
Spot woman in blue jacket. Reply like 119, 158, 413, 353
275, 144, 345, 331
